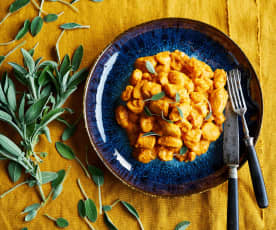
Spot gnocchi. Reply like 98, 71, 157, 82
115, 51, 228, 163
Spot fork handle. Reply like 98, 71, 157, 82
245, 137, 269, 208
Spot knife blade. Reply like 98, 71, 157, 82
223, 101, 240, 230
223, 102, 239, 165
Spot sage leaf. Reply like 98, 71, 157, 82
44, 14, 58, 22
24, 209, 37, 222
67, 68, 88, 89
78, 200, 86, 218
60, 54, 71, 76
72, 45, 83, 71
85, 198, 97, 222
15, 20, 30, 40
71, 0, 80, 3
56, 218, 69, 228
18, 94, 26, 122
24, 95, 50, 124
121, 201, 139, 219
103, 212, 118, 230
22, 203, 40, 214
52, 183, 63, 200
87, 165, 104, 186
144, 106, 152, 116
38, 66, 51, 86
179, 146, 188, 155
144, 91, 165, 102
41, 171, 58, 184
102, 205, 112, 212
8, 62, 27, 75
92, 0, 104, 2
7, 78, 17, 111
176, 106, 184, 119
0, 56, 6, 66
55, 142, 76, 160
142, 132, 160, 137
21, 228, 28, 230
0, 111, 12, 122
51, 169, 66, 188
30, 16, 44, 37
8, 161, 22, 182
60, 23, 90, 30
0, 134, 23, 157
145, 61, 156, 75
62, 124, 77, 141
40, 108, 65, 128
175, 221, 191, 230
121, 201, 144, 229
205, 100, 212, 120
9, 0, 30, 13
161, 111, 173, 123
21, 48, 35, 73
175, 92, 180, 103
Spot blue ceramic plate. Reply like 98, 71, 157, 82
83, 18, 263, 196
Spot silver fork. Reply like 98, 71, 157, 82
227, 69, 268, 208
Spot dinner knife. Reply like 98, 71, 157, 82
223, 102, 239, 230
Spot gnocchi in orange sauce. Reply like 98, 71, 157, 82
115, 50, 228, 163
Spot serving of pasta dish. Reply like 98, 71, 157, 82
115, 50, 228, 163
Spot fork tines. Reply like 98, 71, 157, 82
227, 69, 247, 114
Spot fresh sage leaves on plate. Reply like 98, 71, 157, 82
145, 61, 156, 75
144, 91, 165, 102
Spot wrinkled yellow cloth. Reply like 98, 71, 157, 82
0, 0, 275, 229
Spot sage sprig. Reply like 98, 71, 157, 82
175, 221, 191, 230
30, 16, 44, 36
0, 0, 30, 26
44, 12, 64, 22
0, 20, 30, 46
145, 61, 156, 75
142, 132, 160, 137
121, 201, 144, 230
161, 111, 173, 123
61, 114, 82, 141
60, 23, 90, 30
205, 100, 212, 120
87, 165, 104, 214
77, 179, 97, 230
55, 142, 91, 179
144, 91, 165, 102
51, 166, 71, 200
44, 214, 69, 228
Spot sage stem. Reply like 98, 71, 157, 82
56, 30, 65, 64
5, 40, 26, 59
39, 0, 45, 17
137, 218, 145, 230
0, 40, 16, 46
31, 0, 48, 14
0, 181, 28, 199
98, 186, 102, 215
44, 214, 56, 222
0, 13, 11, 26
75, 156, 91, 179
56, 0, 79, 12
77, 178, 88, 200
84, 217, 96, 230
110, 199, 120, 208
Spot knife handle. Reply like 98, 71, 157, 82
227, 167, 239, 230
245, 137, 269, 208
